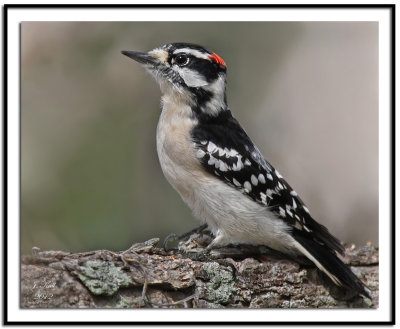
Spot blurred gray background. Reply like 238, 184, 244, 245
21, 22, 378, 254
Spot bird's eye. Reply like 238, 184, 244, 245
174, 54, 189, 66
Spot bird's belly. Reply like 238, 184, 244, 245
190, 178, 295, 253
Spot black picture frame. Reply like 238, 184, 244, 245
3, 3, 395, 325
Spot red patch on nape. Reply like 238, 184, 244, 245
209, 52, 226, 67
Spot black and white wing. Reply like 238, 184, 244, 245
191, 111, 344, 254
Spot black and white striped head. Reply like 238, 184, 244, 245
122, 43, 228, 117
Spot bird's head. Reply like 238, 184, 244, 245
122, 43, 228, 117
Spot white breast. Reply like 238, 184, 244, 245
156, 91, 202, 205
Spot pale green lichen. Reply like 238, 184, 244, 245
77, 260, 132, 296
116, 295, 133, 308
203, 262, 236, 305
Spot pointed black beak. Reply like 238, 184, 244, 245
121, 50, 157, 66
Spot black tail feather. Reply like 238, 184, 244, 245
293, 230, 370, 299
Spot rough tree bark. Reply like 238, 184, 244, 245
21, 231, 378, 309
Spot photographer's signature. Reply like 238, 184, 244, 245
27, 279, 56, 305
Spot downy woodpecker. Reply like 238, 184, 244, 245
122, 43, 369, 298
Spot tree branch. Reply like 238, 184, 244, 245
21, 232, 378, 308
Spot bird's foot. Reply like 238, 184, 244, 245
164, 227, 236, 278
163, 224, 208, 251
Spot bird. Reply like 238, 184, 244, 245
121, 42, 369, 298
